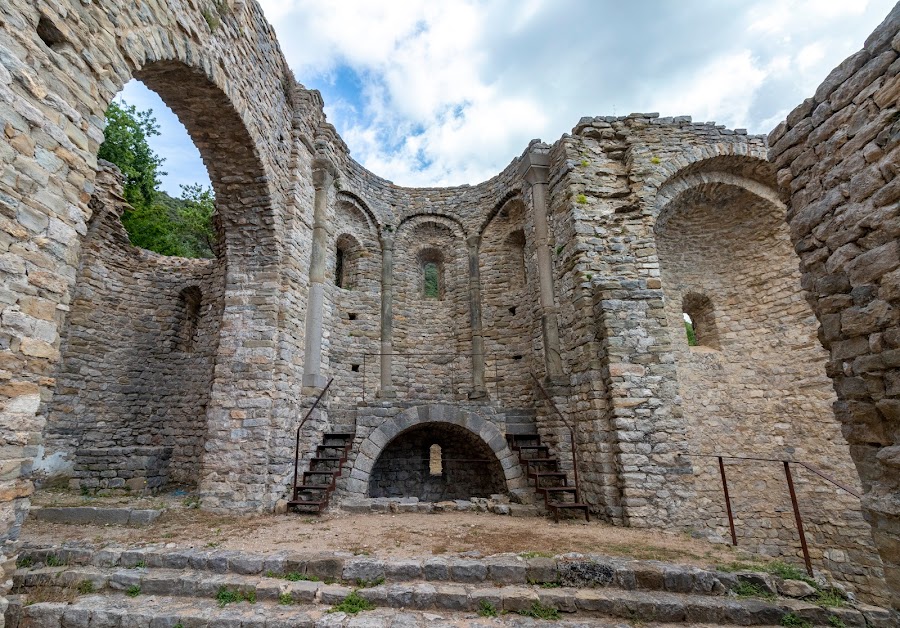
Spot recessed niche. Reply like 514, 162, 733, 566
37, 16, 67, 51
513, 355, 523, 361
351, 364, 360, 372
508, 306, 517, 315
348, 312, 358, 321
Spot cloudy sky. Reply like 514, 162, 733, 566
120, 0, 896, 195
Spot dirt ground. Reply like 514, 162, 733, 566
24, 489, 748, 568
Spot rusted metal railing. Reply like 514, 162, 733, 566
683, 452, 862, 577
292, 378, 334, 493
530, 373, 580, 506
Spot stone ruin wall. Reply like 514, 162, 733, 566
769, 4, 900, 606
39, 163, 224, 492
0, 0, 898, 610
554, 116, 888, 603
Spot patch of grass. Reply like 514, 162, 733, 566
205, 542, 220, 548
183, 496, 201, 509
575, 194, 588, 204
828, 616, 846, 628
650, 156, 661, 164
477, 600, 498, 617
541, 581, 561, 589
328, 591, 375, 614
580, 158, 590, 167
16, 556, 34, 568
215, 585, 254, 607
815, 589, 845, 608
719, 560, 817, 587
348, 547, 371, 556
519, 551, 553, 559
126, 585, 141, 598
732, 581, 776, 600
173, 624, 184, 628
767, 561, 817, 587
77, 580, 95, 595
133, 561, 146, 569
780, 612, 812, 628
355, 576, 385, 588
279, 592, 294, 605
518, 601, 560, 620
46, 554, 64, 567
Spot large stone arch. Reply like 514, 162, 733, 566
652, 158, 886, 599
0, 0, 299, 539
346, 404, 526, 497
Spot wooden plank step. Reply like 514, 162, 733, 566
323, 432, 354, 439
293, 484, 331, 491
550, 502, 588, 509
303, 470, 337, 476
540, 487, 577, 493
517, 445, 549, 450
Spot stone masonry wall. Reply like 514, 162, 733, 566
769, 4, 900, 608
40, 164, 223, 492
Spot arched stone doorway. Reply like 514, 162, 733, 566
345, 404, 526, 499
369, 422, 506, 500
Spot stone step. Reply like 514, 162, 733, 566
10, 562, 888, 628
7, 568, 871, 628
4, 593, 789, 628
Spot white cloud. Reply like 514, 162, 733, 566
258, 1, 900, 186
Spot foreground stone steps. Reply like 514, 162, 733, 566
5, 593, 786, 628
10, 544, 895, 626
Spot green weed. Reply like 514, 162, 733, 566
126, 585, 141, 598
16, 556, 34, 568
780, 613, 812, 628
575, 194, 588, 204
77, 580, 95, 595
355, 576, 385, 588
518, 601, 560, 620
815, 589, 845, 608
327, 591, 375, 614
828, 616, 846, 628
732, 581, 776, 600
477, 600, 498, 617
279, 592, 294, 605
215, 586, 254, 607
46, 555, 64, 567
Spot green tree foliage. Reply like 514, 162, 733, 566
685, 320, 698, 346
98, 101, 166, 209
423, 262, 440, 298
98, 99, 215, 259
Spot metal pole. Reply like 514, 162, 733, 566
362, 354, 366, 402
718, 456, 737, 546
784, 461, 813, 577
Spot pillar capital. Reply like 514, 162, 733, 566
466, 233, 481, 250
312, 158, 337, 190
380, 230, 395, 250
518, 145, 550, 187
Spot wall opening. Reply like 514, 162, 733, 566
429, 444, 443, 476
175, 286, 203, 353
334, 233, 363, 290
36, 16, 67, 51
369, 422, 506, 500
682, 293, 717, 349
419, 248, 445, 300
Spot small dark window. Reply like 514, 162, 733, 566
37, 17, 67, 51
508, 306, 517, 316
513, 355, 523, 361
348, 312, 358, 321
351, 364, 360, 372
175, 286, 203, 353
335, 247, 346, 288
429, 444, 443, 476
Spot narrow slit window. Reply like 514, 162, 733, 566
335, 247, 345, 288
429, 444, 443, 476
424, 261, 440, 299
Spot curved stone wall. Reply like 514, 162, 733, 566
0, 0, 897, 609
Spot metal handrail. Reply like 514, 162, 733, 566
292, 378, 334, 492
680, 452, 864, 577
530, 372, 580, 504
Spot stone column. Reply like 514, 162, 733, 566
302, 159, 335, 390
520, 146, 563, 379
467, 234, 487, 399
378, 232, 396, 397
